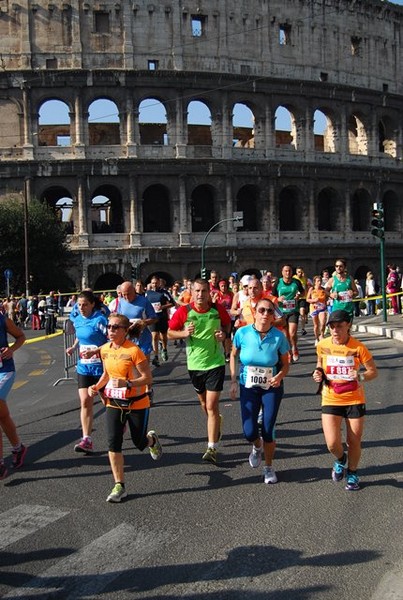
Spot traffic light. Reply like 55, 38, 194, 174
201, 267, 207, 280
371, 205, 384, 239
131, 265, 138, 279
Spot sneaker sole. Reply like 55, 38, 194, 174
202, 453, 217, 464
12, 445, 28, 469
345, 483, 360, 491
106, 491, 128, 503
74, 446, 94, 455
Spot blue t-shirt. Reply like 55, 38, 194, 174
233, 324, 290, 386
116, 296, 156, 356
0, 314, 14, 373
73, 310, 108, 376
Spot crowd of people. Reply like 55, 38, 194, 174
4, 257, 401, 499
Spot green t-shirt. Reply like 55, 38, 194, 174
331, 275, 354, 316
274, 278, 301, 314
185, 306, 225, 371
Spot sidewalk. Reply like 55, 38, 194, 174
352, 312, 403, 343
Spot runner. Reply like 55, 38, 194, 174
66, 290, 108, 454
145, 276, 174, 366
88, 313, 162, 502
230, 297, 290, 483
168, 278, 231, 464
306, 275, 329, 344
272, 265, 304, 362
325, 258, 358, 321
0, 313, 26, 480
312, 310, 377, 490
293, 266, 311, 336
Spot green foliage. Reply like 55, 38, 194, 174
0, 197, 74, 294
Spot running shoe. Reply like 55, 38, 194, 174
0, 463, 8, 480
345, 471, 360, 491
217, 414, 223, 442
292, 349, 299, 362
225, 354, 230, 363
202, 447, 217, 464
74, 438, 94, 454
263, 465, 278, 484
161, 349, 168, 362
148, 430, 162, 460
11, 444, 27, 469
249, 444, 262, 468
106, 483, 128, 503
152, 356, 160, 367
332, 459, 346, 482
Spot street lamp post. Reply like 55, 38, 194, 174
201, 213, 243, 279
23, 178, 30, 297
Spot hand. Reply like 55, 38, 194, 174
312, 368, 323, 383
214, 330, 225, 341
185, 322, 195, 337
269, 375, 282, 388
0, 347, 12, 361
230, 381, 238, 400
88, 385, 97, 397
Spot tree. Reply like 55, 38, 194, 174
0, 197, 74, 294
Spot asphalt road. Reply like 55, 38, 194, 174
1, 329, 403, 600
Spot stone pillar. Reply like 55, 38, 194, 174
129, 174, 141, 246
175, 97, 187, 157
308, 180, 319, 242
344, 183, 352, 234
125, 96, 137, 157
339, 105, 348, 159
179, 175, 191, 245
77, 177, 89, 246
22, 88, 34, 159
265, 105, 274, 157
268, 180, 279, 243
221, 95, 232, 159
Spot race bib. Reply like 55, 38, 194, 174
314, 302, 326, 311
79, 344, 101, 364
245, 366, 273, 389
338, 291, 350, 302
151, 302, 162, 313
104, 383, 128, 400
283, 299, 296, 311
326, 355, 355, 380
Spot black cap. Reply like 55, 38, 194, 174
327, 310, 352, 324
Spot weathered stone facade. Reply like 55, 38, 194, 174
0, 0, 402, 289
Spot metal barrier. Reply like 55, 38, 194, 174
53, 319, 78, 386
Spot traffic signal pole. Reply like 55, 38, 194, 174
371, 201, 387, 323
201, 214, 243, 279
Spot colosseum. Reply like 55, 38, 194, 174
0, 0, 402, 290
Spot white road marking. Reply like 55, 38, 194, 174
0, 504, 69, 550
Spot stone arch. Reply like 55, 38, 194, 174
91, 184, 123, 233
142, 184, 171, 232
144, 271, 175, 286
313, 108, 337, 153
279, 186, 303, 231
236, 185, 258, 231
38, 98, 71, 146
378, 115, 397, 157
317, 187, 342, 231
274, 105, 298, 149
187, 100, 212, 146
40, 186, 75, 234
351, 188, 372, 231
139, 97, 168, 145
191, 184, 216, 232
93, 272, 124, 293
383, 190, 402, 232
88, 98, 120, 145
348, 113, 368, 155
232, 102, 255, 148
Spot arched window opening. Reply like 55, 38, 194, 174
348, 114, 368, 155
236, 185, 258, 231
279, 187, 302, 231
233, 103, 255, 147
351, 188, 372, 231
314, 109, 335, 153
139, 98, 168, 145
91, 185, 123, 233
379, 117, 397, 158
187, 100, 212, 146
383, 190, 401, 232
88, 99, 120, 146
142, 185, 171, 232
274, 106, 296, 149
317, 188, 341, 231
38, 99, 71, 146
191, 185, 215, 232
40, 186, 74, 234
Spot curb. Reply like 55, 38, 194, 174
352, 323, 403, 343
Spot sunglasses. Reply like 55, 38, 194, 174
107, 324, 126, 330
257, 307, 275, 315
